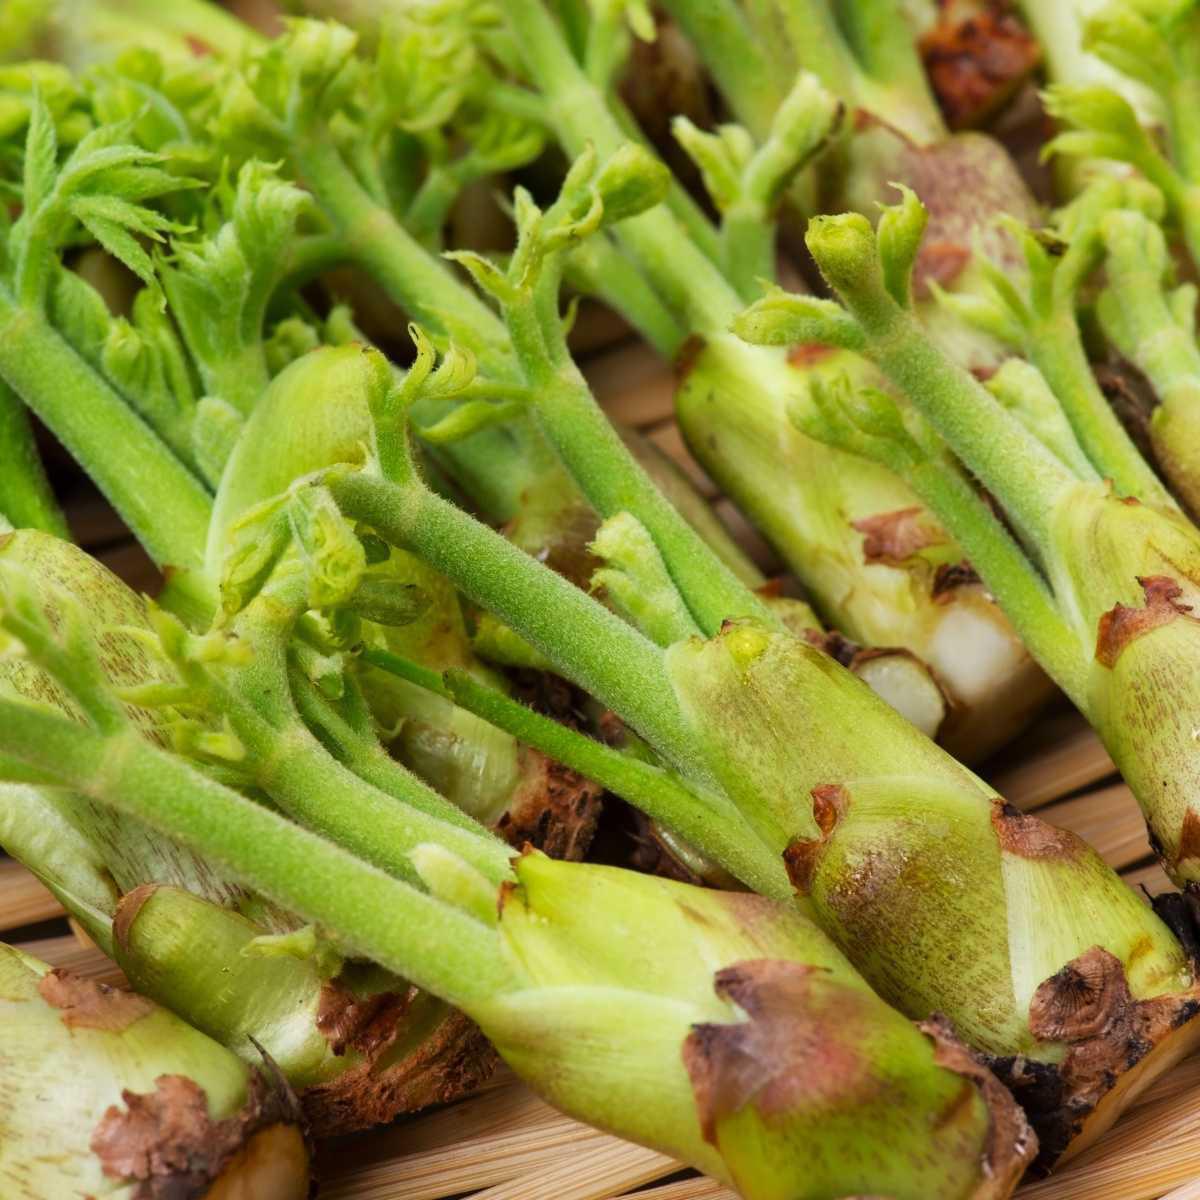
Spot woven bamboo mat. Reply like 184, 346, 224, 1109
3, 333, 1196, 1198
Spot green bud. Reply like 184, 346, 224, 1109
594, 142, 671, 226
209, 343, 392, 574
805, 212, 884, 301
1084, 3, 1176, 90
876, 183, 928, 308
288, 485, 367, 610
590, 511, 699, 646
473, 853, 1032, 1198
672, 116, 751, 213
732, 286, 867, 351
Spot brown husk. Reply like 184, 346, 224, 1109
91, 1069, 304, 1200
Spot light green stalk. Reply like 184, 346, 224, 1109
791, 190, 1200, 900
0, 686, 1035, 1198
1097, 206, 1200, 513
319, 339, 1198, 1167
0, 378, 67, 537
0, 528, 497, 1132
499, 0, 1050, 759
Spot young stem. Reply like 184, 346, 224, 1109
289, 667, 500, 840
329, 472, 706, 768
0, 294, 211, 580
905, 455, 1089, 698
292, 136, 570, 524
814, 258, 1080, 552
525, 362, 774, 634
294, 137, 514, 377
362, 646, 792, 900
225, 577, 514, 885
0, 379, 68, 538
655, 0, 782, 136
0, 703, 515, 1011
565, 238, 687, 358
1028, 316, 1175, 507
505, 0, 745, 333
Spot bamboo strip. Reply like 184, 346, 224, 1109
321, 1117, 610, 1200
990, 715, 1115, 810
467, 1137, 676, 1200
1018, 1070, 1200, 1199
0, 858, 64, 930
1160, 1180, 1200, 1199
614, 1177, 730, 1200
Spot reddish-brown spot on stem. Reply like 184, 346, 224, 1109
1095, 576, 1194, 668
852, 507, 946, 566
37, 969, 154, 1032
990, 799, 1084, 860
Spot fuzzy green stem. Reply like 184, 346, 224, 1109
288, 667, 498, 840
362, 646, 791, 899
0, 704, 515, 1011
1028, 315, 1175, 506
330, 471, 706, 768
292, 136, 572, 524
294, 137, 513, 375
505, 0, 745, 333
222, 577, 513, 885
0, 294, 211, 581
0, 380, 68, 539
522, 360, 773, 634
656, 0, 782, 135
808, 226, 1082, 551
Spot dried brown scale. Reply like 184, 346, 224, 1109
90, 1070, 302, 1200
1094, 576, 1196, 668
300, 1010, 497, 1138
932, 561, 982, 601
493, 749, 604, 861
852, 506, 947, 566
989, 800, 1084, 860
316, 979, 416, 1060
38, 968, 154, 1032
783, 785, 849, 894
988, 948, 1200, 1171
919, 1, 1041, 130
683, 962, 867, 1146
919, 1014, 1037, 1196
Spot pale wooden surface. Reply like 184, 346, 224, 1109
3, 336, 1195, 1199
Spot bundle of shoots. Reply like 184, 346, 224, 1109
208, 142, 1200, 1165
746, 182, 1200, 977
661, 0, 1042, 370
1016, 0, 1200, 517
0, 89, 583, 1130
0, 939, 310, 1198
0, 577, 1038, 1200
0, 64, 608, 854
0, 526, 505, 1134
435, 0, 1049, 759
